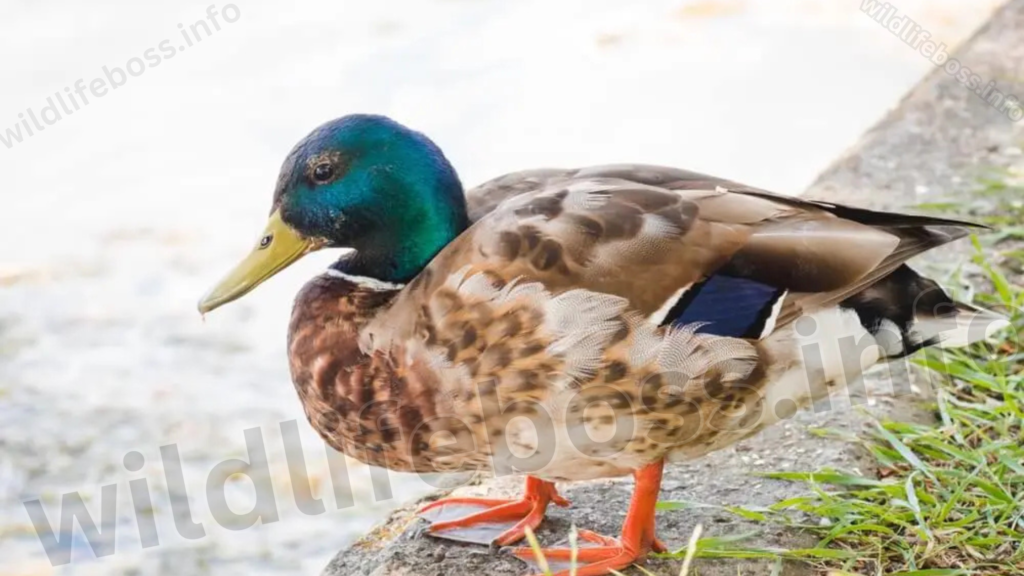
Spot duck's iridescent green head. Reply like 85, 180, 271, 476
198, 114, 468, 313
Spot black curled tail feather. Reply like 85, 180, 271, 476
841, 264, 1005, 357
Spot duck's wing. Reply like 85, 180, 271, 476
366, 163, 980, 356
458, 163, 977, 323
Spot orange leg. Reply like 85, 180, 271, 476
418, 476, 570, 546
510, 460, 667, 576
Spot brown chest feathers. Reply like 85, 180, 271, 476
288, 274, 438, 472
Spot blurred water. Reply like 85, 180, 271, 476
0, 0, 1004, 574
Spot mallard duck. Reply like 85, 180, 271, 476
199, 114, 1006, 576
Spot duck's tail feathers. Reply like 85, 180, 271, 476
842, 264, 1009, 359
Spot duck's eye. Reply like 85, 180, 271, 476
312, 162, 334, 183
259, 234, 273, 249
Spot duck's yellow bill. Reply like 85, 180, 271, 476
198, 210, 319, 314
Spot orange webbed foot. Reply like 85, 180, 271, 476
508, 460, 667, 576
417, 476, 569, 546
